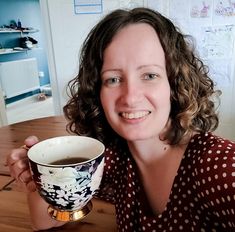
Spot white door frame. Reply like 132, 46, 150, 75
0, 87, 7, 126
39, 0, 62, 115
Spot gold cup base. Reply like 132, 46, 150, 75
47, 201, 93, 222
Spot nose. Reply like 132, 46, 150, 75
120, 79, 142, 107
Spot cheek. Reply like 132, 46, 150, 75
163, 92, 171, 111
156, 86, 171, 112
152, 83, 170, 104
100, 89, 111, 113
100, 90, 116, 127
162, 82, 171, 102
100, 91, 105, 110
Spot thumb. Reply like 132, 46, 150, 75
24, 136, 39, 148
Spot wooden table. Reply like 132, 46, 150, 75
0, 115, 69, 175
0, 116, 117, 231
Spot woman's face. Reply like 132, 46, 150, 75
100, 23, 171, 142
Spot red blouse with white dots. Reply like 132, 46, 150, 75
96, 132, 235, 231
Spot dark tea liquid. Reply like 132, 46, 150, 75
50, 157, 88, 165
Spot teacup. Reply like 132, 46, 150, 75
27, 136, 105, 221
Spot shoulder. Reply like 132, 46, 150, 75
188, 132, 235, 172
187, 133, 235, 225
188, 132, 235, 195
188, 132, 235, 161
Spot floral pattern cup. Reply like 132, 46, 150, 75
27, 136, 105, 221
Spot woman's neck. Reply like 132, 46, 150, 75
127, 133, 192, 166
127, 136, 188, 215
127, 137, 171, 164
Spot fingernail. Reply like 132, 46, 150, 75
21, 145, 29, 150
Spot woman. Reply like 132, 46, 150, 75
6, 8, 235, 231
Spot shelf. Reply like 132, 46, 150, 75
0, 28, 40, 55
0, 49, 25, 55
0, 29, 39, 33
0, 47, 41, 55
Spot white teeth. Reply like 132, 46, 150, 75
121, 111, 149, 119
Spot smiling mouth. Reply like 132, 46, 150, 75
120, 111, 151, 119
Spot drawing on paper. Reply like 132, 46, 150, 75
214, 0, 235, 16
199, 25, 235, 59
191, 1, 211, 18
207, 59, 232, 87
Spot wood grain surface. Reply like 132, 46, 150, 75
0, 115, 69, 175
0, 118, 117, 232
0, 176, 117, 232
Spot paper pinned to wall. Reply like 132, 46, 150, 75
189, 0, 212, 24
74, 0, 103, 14
199, 25, 235, 59
119, 0, 145, 8
205, 59, 233, 87
190, 0, 212, 19
213, 0, 235, 24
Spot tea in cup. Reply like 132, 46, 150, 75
27, 136, 105, 221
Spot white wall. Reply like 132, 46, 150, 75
40, 0, 235, 140
154, 0, 235, 140
40, 0, 147, 115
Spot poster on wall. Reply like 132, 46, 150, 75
190, 0, 212, 24
164, 0, 235, 87
213, 0, 235, 24
190, 0, 212, 18
199, 24, 235, 59
205, 59, 233, 87
199, 24, 235, 87
119, 0, 145, 8
74, 0, 103, 14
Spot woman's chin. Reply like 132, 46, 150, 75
120, 133, 150, 142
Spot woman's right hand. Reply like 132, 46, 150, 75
6, 136, 67, 230
6, 135, 39, 192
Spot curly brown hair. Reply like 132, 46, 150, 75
63, 7, 220, 145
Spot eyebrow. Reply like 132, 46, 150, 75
101, 64, 165, 75
137, 64, 165, 70
101, 68, 122, 75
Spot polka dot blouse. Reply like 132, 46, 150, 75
96, 132, 235, 231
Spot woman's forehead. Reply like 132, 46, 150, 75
102, 23, 165, 68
